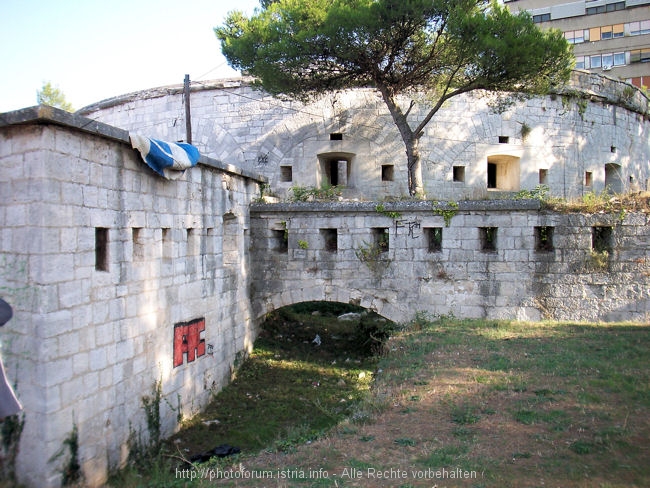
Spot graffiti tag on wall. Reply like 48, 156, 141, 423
173, 318, 206, 367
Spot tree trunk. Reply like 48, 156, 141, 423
378, 86, 424, 197
406, 136, 424, 197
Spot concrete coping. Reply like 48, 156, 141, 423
251, 199, 542, 213
0, 105, 268, 184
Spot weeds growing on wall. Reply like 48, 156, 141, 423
0, 412, 25, 483
288, 184, 342, 202
430, 200, 458, 227
355, 240, 391, 279
50, 421, 81, 486
125, 379, 163, 470
374, 203, 402, 219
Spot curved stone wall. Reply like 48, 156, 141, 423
80, 71, 650, 202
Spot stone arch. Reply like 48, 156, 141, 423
252, 284, 410, 328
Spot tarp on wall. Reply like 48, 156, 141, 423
130, 134, 200, 179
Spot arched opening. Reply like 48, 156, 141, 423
487, 155, 521, 191
167, 301, 394, 459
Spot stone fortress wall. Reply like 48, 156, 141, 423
0, 107, 263, 487
79, 71, 650, 202
1, 69, 649, 487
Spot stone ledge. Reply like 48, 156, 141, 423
251, 199, 541, 213
0, 105, 267, 183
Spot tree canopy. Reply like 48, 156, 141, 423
216, 0, 574, 196
37, 81, 74, 112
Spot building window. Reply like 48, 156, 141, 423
592, 226, 613, 253
280, 166, 293, 182
587, 2, 624, 15
381, 164, 394, 182
372, 228, 390, 253
320, 228, 338, 252
330, 133, 343, 141
479, 227, 498, 252
575, 56, 586, 69
425, 227, 443, 253
585, 171, 593, 187
535, 226, 554, 252
533, 13, 550, 23
629, 20, 650, 36
614, 52, 626, 66
539, 168, 548, 185
498, 136, 510, 144
95, 228, 109, 271
630, 49, 650, 64
591, 55, 602, 69
453, 166, 465, 182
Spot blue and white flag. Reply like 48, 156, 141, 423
130, 134, 200, 179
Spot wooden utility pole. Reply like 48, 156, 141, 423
184, 74, 192, 144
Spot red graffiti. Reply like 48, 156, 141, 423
173, 318, 206, 367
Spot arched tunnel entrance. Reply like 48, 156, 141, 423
261, 301, 395, 357
168, 301, 395, 460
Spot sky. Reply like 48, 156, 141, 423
0, 0, 261, 113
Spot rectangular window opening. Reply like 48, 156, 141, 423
205, 228, 215, 255
592, 226, 613, 253
329, 133, 343, 141
132, 228, 144, 261
272, 229, 288, 253
187, 228, 198, 256
535, 226, 554, 252
95, 227, 109, 271
453, 166, 465, 182
320, 228, 338, 252
585, 171, 593, 187
480, 227, 498, 252
381, 164, 394, 182
280, 166, 293, 182
539, 168, 548, 185
372, 227, 389, 253
425, 227, 443, 253
162, 228, 172, 260
498, 136, 510, 144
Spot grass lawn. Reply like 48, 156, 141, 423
112, 309, 650, 487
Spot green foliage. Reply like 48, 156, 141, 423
297, 239, 309, 249
37, 81, 74, 112
588, 249, 609, 271
513, 184, 550, 201
142, 379, 162, 455
217, 0, 573, 196
374, 203, 401, 219
431, 200, 458, 227
288, 184, 341, 202
50, 422, 81, 486
0, 412, 25, 483
355, 240, 391, 279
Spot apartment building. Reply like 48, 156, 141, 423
505, 0, 650, 88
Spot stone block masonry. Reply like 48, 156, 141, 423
0, 107, 264, 487
1, 101, 650, 487
250, 201, 650, 324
